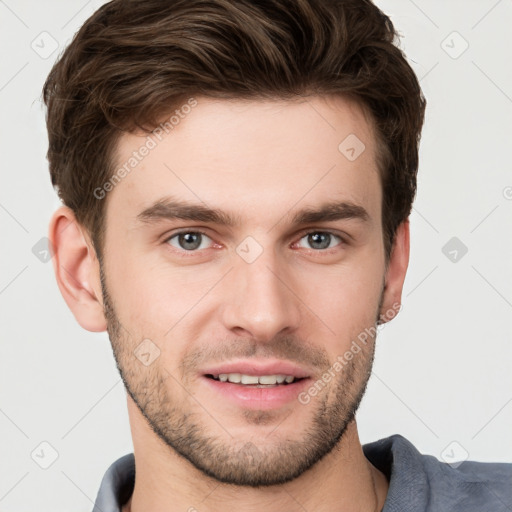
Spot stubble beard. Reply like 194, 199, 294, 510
100, 262, 381, 487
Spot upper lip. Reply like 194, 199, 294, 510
201, 359, 311, 379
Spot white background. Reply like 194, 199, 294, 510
1, 1, 511, 511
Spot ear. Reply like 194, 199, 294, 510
48, 206, 107, 332
379, 219, 410, 324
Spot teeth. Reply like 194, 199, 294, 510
241, 374, 259, 384
258, 375, 278, 385
213, 373, 297, 385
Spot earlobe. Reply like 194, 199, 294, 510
379, 220, 410, 324
48, 206, 107, 332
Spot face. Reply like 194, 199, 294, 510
99, 95, 390, 486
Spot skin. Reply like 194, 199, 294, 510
49, 95, 409, 511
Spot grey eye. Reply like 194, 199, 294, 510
298, 232, 342, 250
167, 232, 212, 251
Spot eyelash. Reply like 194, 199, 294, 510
163, 229, 347, 256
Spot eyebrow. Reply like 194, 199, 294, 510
135, 196, 370, 228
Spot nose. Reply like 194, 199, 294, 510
220, 244, 302, 342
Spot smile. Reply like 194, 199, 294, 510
206, 373, 303, 386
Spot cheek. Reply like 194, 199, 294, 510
295, 253, 383, 344
112, 258, 217, 339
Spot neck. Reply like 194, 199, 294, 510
123, 398, 388, 512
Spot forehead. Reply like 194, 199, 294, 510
109, 95, 381, 228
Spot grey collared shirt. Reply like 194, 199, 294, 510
92, 435, 512, 511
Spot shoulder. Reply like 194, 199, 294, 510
363, 434, 512, 511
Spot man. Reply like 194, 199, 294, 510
43, 0, 511, 510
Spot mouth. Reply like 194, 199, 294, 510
199, 361, 312, 410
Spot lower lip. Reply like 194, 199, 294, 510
201, 376, 311, 410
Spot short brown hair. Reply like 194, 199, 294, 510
43, 0, 426, 261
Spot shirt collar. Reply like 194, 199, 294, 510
92, 434, 425, 512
